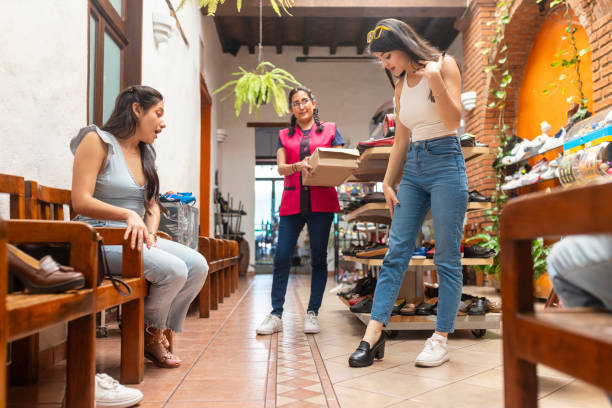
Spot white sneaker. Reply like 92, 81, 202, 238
256, 314, 282, 335
304, 311, 320, 334
415, 337, 449, 367
95, 373, 143, 408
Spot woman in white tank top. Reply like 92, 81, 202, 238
349, 19, 468, 369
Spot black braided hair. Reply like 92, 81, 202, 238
287, 86, 323, 137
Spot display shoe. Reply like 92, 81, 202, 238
412, 246, 427, 259
424, 282, 439, 298
415, 298, 438, 315
468, 190, 491, 202
415, 336, 450, 367
467, 297, 489, 315
399, 303, 417, 316
350, 296, 373, 313
460, 133, 476, 147
425, 247, 435, 259
95, 373, 143, 408
7, 244, 85, 294
458, 294, 476, 315
391, 298, 407, 315
463, 245, 495, 258
356, 244, 388, 258
348, 333, 386, 367
304, 311, 320, 334
485, 298, 502, 313
256, 314, 283, 335
357, 136, 395, 155
349, 295, 369, 306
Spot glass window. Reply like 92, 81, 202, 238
89, 15, 97, 124
102, 31, 121, 123
109, 0, 123, 17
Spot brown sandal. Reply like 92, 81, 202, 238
144, 327, 181, 368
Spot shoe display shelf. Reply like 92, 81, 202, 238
338, 142, 500, 337
345, 201, 492, 223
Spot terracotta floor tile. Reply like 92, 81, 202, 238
165, 401, 264, 407
279, 388, 322, 401
171, 378, 266, 402
281, 401, 326, 408
279, 378, 319, 388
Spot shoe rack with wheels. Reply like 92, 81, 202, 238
339, 145, 501, 337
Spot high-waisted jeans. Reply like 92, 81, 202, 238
369, 136, 468, 333
271, 212, 334, 317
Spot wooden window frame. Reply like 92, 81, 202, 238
87, 0, 142, 125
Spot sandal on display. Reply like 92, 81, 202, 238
144, 326, 181, 368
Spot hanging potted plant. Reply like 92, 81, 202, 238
177, 0, 294, 16
214, 61, 301, 117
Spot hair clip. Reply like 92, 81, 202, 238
127, 86, 135, 93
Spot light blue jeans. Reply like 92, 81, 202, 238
547, 234, 612, 405
370, 136, 468, 332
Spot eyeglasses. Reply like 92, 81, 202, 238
367, 25, 391, 44
291, 98, 311, 109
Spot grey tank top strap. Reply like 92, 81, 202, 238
70, 125, 147, 226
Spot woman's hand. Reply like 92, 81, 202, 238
383, 183, 400, 218
145, 232, 158, 250
415, 54, 444, 79
124, 210, 149, 251
297, 156, 313, 175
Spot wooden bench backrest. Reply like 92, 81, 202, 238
25, 181, 73, 221
0, 174, 26, 219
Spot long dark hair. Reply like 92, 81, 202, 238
368, 18, 444, 102
101, 85, 163, 215
287, 86, 324, 137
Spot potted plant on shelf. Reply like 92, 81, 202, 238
214, 61, 301, 118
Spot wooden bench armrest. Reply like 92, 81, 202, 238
500, 178, 612, 241
5, 220, 98, 287
95, 227, 143, 279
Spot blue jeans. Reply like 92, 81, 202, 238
271, 212, 334, 317
370, 136, 468, 332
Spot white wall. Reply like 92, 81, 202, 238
0, 1, 87, 198
215, 45, 391, 268
143, 0, 202, 203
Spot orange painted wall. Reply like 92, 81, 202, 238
516, 9, 592, 141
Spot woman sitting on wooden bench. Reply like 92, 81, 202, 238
70, 85, 208, 369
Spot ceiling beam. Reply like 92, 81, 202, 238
215, 0, 466, 18
330, 18, 339, 55
275, 18, 283, 54
212, 17, 229, 54
302, 17, 309, 56
246, 17, 256, 54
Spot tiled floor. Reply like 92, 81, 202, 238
7, 274, 611, 407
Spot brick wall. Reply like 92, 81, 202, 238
460, 0, 612, 226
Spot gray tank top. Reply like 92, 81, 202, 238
70, 125, 147, 226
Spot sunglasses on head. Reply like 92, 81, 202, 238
367, 25, 391, 44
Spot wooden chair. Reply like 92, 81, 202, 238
3, 219, 98, 408
500, 178, 612, 407
26, 181, 146, 384
198, 237, 212, 318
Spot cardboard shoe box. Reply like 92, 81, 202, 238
303, 147, 360, 186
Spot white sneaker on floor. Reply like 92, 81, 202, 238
304, 311, 320, 334
415, 337, 449, 367
95, 373, 143, 408
256, 314, 282, 335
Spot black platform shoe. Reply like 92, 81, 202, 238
348, 333, 386, 367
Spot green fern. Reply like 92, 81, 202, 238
214, 61, 301, 118
177, 0, 293, 16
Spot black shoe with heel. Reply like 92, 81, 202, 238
348, 333, 386, 367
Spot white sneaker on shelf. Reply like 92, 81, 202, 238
304, 311, 320, 334
95, 373, 143, 408
256, 314, 283, 335
415, 337, 449, 367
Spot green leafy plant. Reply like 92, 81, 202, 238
177, 0, 294, 16
532, 237, 551, 280
214, 61, 301, 118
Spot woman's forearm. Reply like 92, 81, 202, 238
278, 163, 299, 176
72, 195, 133, 222
144, 202, 161, 234
382, 136, 409, 188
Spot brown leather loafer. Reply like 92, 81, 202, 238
8, 244, 85, 293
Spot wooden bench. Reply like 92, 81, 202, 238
197, 237, 240, 318
1, 218, 99, 408
25, 180, 146, 384
500, 178, 612, 407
